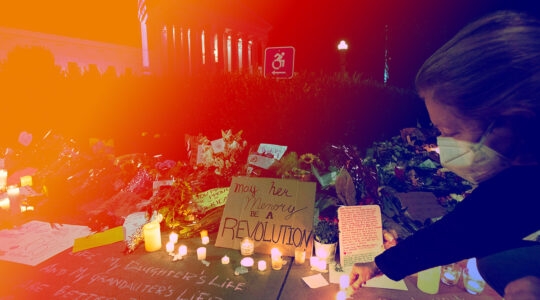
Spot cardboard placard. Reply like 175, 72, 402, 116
215, 177, 316, 257
338, 205, 383, 268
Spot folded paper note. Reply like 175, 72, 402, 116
302, 273, 330, 289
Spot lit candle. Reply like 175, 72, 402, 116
0, 197, 9, 211
294, 247, 306, 265
20, 175, 33, 187
464, 278, 485, 294
169, 232, 179, 244
178, 245, 188, 257
310, 256, 327, 271
7, 186, 19, 198
316, 247, 329, 261
258, 260, 267, 271
166, 241, 174, 254
0, 170, 7, 190
201, 236, 210, 245
240, 257, 254, 268
143, 222, 162, 252
200, 229, 208, 238
441, 263, 461, 286
7, 186, 21, 215
221, 255, 230, 264
271, 248, 282, 270
339, 274, 350, 290
417, 266, 441, 294
197, 247, 206, 260
240, 237, 254, 256
463, 259, 486, 294
336, 290, 347, 300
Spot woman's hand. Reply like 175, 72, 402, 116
349, 261, 382, 291
504, 276, 540, 300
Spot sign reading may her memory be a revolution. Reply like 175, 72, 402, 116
215, 177, 316, 257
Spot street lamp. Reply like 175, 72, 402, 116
337, 40, 348, 76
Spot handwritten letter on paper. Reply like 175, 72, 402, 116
338, 205, 383, 268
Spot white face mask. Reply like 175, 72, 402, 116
437, 124, 511, 184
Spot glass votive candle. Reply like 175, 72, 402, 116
240, 237, 254, 256
271, 248, 283, 270
463, 268, 486, 295
197, 247, 206, 260
441, 263, 462, 286
294, 247, 306, 265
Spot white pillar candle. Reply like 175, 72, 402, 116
197, 247, 206, 260
294, 247, 306, 265
178, 245, 188, 257
258, 260, 267, 271
221, 255, 230, 264
143, 222, 162, 252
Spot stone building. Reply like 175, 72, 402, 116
138, 0, 272, 76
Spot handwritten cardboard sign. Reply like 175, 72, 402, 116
215, 177, 316, 257
338, 205, 383, 268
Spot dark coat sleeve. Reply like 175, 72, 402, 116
375, 166, 540, 281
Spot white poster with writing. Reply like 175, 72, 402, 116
338, 205, 384, 268
215, 177, 316, 257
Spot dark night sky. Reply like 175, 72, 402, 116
1, 0, 539, 87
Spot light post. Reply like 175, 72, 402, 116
337, 39, 348, 76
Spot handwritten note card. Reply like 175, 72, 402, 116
215, 177, 316, 257
338, 205, 383, 268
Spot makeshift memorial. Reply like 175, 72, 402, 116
0, 125, 474, 260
